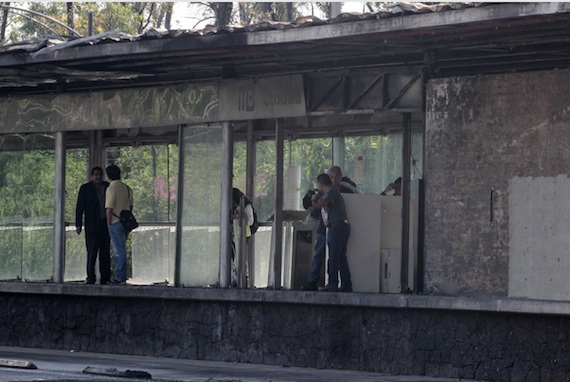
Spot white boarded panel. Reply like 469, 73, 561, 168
344, 194, 382, 293
509, 175, 570, 300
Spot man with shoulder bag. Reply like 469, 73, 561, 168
105, 164, 135, 285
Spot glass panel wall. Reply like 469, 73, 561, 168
22, 135, 55, 281
249, 138, 332, 288
344, 132, 424, 194
179, 125, 222, 287
0, 135, 24, 281
107, 144, 178, 284
0, 134, 55, 281
64, 148, 90, 281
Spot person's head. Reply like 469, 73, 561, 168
91, 167, 104, 184
106, 165, 121, 181
316, 173, 332, 193
393, 177, 402, 196
232, 187, 244, 208
329, 166, 343, 187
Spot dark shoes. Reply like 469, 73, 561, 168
300, 283, 318, 291
317, 284, 353, 292
318, 285, 338, 292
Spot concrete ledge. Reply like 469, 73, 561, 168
0, 358, 37, 369
0, 281, 569, 316
83, 366, 151, 379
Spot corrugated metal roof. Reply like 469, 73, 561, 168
0, 2, 484, 54
0, 2, 568, 96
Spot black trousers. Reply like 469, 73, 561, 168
85, 218, 111, 283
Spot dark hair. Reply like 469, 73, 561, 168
232, 187, 252, 208
329, 165, 342, 176
394, 177, 402, 185
91, 166, 103, 175
317, 173, 332, 186
105, 165, 121, 180
232, 188, 244, 205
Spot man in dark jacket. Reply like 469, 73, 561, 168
76, 167, 111, 284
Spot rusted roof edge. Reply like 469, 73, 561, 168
0, 2, 567, 68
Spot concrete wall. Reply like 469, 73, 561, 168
425, 68, 570, 298
2, 291, 570, 381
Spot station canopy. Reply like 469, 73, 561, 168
0, 2, 568, 97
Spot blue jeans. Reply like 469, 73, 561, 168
108, 222, 128, 282
326, 221, 351, 289
308, 231, 327, 284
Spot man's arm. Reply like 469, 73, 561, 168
311, 197, 330, 210
105, 186, 114, 227
106, 208, 113, 228
244, 204, 254, 226
75, 185, 86, 234
129, 186, 134, 211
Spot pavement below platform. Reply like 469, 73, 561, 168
0, 346, 482, 382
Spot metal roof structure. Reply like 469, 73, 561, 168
0, 2, 568, 97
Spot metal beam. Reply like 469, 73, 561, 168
385, 72, 422, 110
219, 121, 233, 288
400, 113, 412, 293
271, 119, 285, 289
246, 121, 256, 286
174, 125, 185, 287
53, 131, 66, 284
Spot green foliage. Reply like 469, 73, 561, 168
97, 3, 143, 35
364, 2, 396, 13
8, 2, 68, 41
112, 144, 177, 223
5, 2, 175, 43
237, 2, 299, 24
0, 134, 55, 281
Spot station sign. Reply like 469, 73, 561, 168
218, 75, 306, 120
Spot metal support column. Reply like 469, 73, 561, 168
332, 137, 345, 169
271, 119, 285, 289
220, 122, 234, 288
400, 113, 412, 293
246, 121, 256, 286
237, 197, 248, 288
174, 125, 185, 287
88, 130, 104, 172
53, 131, 66, 284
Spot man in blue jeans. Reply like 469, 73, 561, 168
310, 173, 352, 292
105, 165, 134, 285
301, 166, 356, 291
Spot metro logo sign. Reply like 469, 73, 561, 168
219, 75, 306, 120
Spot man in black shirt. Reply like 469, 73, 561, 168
75, 167, 111, 285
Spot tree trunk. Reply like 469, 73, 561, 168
164, 2, 173, 30
212, 2, 232, 26
0, 2, 10, 42
66, 2, 74, 30
238, 3, 247, 25
286, 2, 293, 21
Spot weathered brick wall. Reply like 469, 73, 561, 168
2, 294, 570, 381
425, 69, 570, 296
